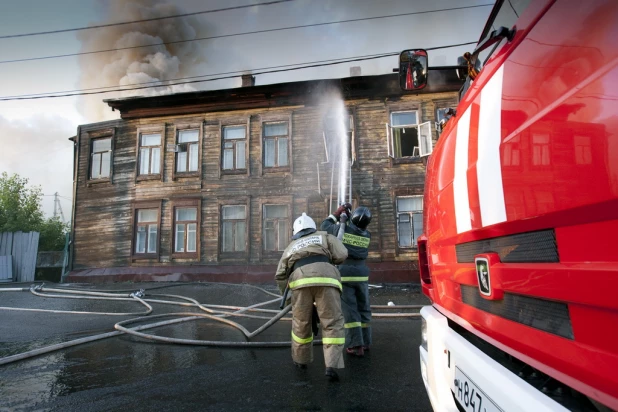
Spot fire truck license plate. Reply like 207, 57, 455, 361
452, 367, 502, 412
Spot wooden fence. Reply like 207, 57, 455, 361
0, 232, 40, 282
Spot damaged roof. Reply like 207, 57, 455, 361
104, 71, 462, 120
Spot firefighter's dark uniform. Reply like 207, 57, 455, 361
321, 215, 372, 350
275, 230, 348, 369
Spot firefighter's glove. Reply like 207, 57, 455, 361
333, 203, 352, 219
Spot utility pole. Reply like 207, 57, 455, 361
53, 192, 66, 223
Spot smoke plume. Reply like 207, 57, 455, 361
77, 0, 206, 121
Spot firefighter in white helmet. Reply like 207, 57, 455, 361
275, 213, 348, 381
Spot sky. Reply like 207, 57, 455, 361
0, 0, 493, 219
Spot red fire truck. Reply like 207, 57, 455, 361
400, 0, 618, 411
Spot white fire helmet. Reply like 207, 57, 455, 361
293, 213, 316, 235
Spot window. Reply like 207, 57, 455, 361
222, 205, 247, 252
176, 130, 199, 173
532, 133, 550, 166
138, 133, 161, 175
222, 125, 246, 170
263, 122, 289, 168
397, 196, 423, 248
90, 137, 112, 179
323, 112, 356, 164
386, 111, 433, 158
263, 205, 288, 252
503, 136, 521, 166
436, 108, 450, 124
574, 135, 592, 165
135, 209, 158, 255
173, 207, 198, 254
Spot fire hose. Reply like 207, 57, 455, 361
0, 282, 420, 367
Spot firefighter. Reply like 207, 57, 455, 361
321, 204, 372, 357
275, 213, 348, 381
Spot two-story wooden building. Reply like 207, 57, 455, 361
65, 71, 460, 283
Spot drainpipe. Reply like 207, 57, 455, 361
63, 126, 80, 282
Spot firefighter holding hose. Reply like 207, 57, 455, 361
321, 203, 372, 357
275, 213, 348, 381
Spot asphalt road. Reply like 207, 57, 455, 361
0, 282, 432, 412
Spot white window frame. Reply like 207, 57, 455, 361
138, 133, 162, 176
222, 125, 247, 171
323, 113, 355, 164
174, 207, 198, 254
135, 209, 158, 255
263, 121, 290, 169
386, 111, 433, 158
396, 196, 424, 248
175, 129, 200, 173
90, 137, 112, 179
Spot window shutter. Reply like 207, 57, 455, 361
385, 123, 394, 158
418, 121, 433, 157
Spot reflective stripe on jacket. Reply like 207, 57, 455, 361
320, 216, 371, 260
275, 230, 348, 293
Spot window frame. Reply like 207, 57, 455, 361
386, 109, 430, 164
260, 201, 292, 259
87, 128, 115, 184
396, 195, 424, 249
171, 198, 201, 260
262, 120, 291, 172
219, 203, 249, 257
172, 123, 203, 180
135, 126, 165, 182
221, 122, 249, 175
322, 109, 357, 167
131, 200, 162, 261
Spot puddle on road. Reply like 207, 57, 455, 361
0, 315, 291, 411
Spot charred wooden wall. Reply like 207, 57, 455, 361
71, 91, 458, 277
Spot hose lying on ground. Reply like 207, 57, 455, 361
0, 282, 421, 366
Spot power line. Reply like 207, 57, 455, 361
0, 4, 493, 65
0, 0, 295, 39
1, 52, 399, 99
0, 41, 477, 101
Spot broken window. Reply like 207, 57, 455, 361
222, 125, 246, 170
222, 205, 247, 253
397, 196, 423, 248
135, 208, 158, 255
386, 111, 433, 158
322, 112, 356, 164
392, 111, 418, 157
138, 133, 161, 175
90, 137, 111, 179
436, 108, 450, 124
263, 122, 289, 168
263, 204, 288, 252
174, 207, 198, 254
176, 130, 199, 173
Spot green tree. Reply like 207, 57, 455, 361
0, 172, 68, 251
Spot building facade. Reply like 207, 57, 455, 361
66, 73, 459, 283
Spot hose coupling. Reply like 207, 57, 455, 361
131, 289, 145, 298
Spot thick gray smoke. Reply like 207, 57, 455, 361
77, 0, 206, 121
